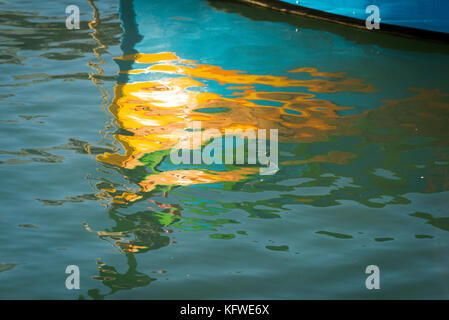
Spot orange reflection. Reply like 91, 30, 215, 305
98, 52, 377, 200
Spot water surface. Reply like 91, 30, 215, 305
1, 0, 449, 299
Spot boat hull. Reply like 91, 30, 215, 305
280, 0, 449, 34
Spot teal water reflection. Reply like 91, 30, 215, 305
0, 0, 449, 299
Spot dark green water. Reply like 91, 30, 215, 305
1, 0, 449, 299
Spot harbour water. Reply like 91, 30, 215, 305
1, 0, 449, 299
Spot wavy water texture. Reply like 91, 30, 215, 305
2, 0, 449, 300
96, 52, 380, 202
86, 52, 449, 295
96, 52, 449, 209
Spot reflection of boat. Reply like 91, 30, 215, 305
235, 0, 449, 41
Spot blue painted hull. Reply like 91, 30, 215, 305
280, 0, 449, 34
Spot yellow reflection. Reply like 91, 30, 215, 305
98, 52, 377, 200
